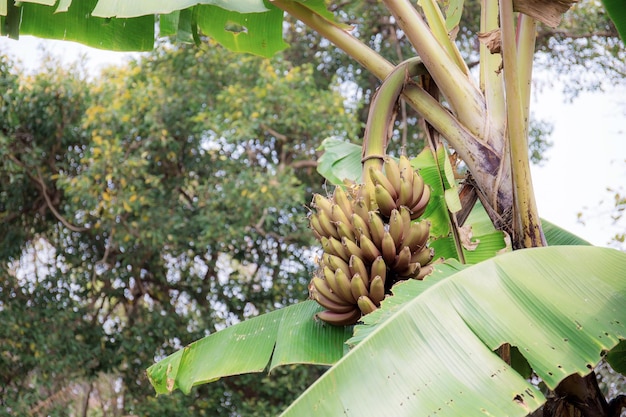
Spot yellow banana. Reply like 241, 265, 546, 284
399, 207, 412, 240
367, 211, 386, 247
333, 186, 353, 220
309, 213, 325, 240
323, 253, 351, 278
313, 193, 334, 219
351, 212, 371, 242
398, 174, 414, 208
353, 198, 369, 221
369, 275, 385, 306
388, 209, 404, 249
371, 256, 388, 287
350, 272, 369, 302
381, 231, 398, 265
323, 265, 342, 296
331, 203, 351, 226
334, 267, 357, 303
383, 156, 402, 195
369, 166, 398, 200
398, 154, 413, 178
357, 295, 378, 315
327, 236, 350, 261
409, 172, 425, 207
342, 237, 364, 261
349, 254, 369, 286
336, 221, 356, 243
318, 208, 340, 239
410, 184, 431, 220
314, 293, 358, 313
358, 233, 382, 263
374, 184, 397, 218
403, 220, 431, 253
316, 308, 361, 326
312, 277, 352, 307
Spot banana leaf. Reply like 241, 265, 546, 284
147, 299, 352, 395
281, 246, 626, 416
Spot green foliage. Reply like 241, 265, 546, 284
0, 42, 357, 415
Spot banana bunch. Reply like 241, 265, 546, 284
308, 156, 435, 326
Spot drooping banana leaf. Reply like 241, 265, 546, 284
146, 299, 352, 395
281, 246, 626, 416
1, 0, 331, 56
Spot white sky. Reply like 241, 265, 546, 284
1, 35, 625, 248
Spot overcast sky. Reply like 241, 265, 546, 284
1, 35, 625, 248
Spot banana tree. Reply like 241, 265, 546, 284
3, 0, 625, 416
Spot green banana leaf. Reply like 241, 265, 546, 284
602, 0, 626, 45
0, 0, 330, 56
281, 246, 626, 416
146, 299, 352, 395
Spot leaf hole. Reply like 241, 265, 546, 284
224, 21, 248, 34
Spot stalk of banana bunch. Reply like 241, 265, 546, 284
308, 57, 439, 326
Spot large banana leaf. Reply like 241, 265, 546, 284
281, 246, 626, 416
147, 299, 352, 395
0, 0, 330, 56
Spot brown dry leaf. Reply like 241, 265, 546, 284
514, 0, 578, 28
458, 225, 480, 251
477, 29, 501, 54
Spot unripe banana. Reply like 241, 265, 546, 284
324, 253, 351, 278
334, 267, 357, 303
360, 181, 377, 212
309, 213, 326, 240
388, 209, 404, 249
409, 172, 425, 207
316, 308, 361, 326
358, 233, 382, 263
318, 208, 340, 239
336, 221, 356, 243
349, 255, 369, 287
396, 262, 419, 278
331, 204, 351, 226
314, 293, 359, 313
398, 154, 413, 178
369, 275, 385, 306
369, 166, 399, 200
313, 194, 334, 219
410, 184, 431, 220
374, 184, 397, 218
342, 237, 364, 262
392, 246, 412, 272
323, 265, 342, 296
415, 264, 435, 280
370, 256, 388, 286
353, 198, 370, 221
327, 236, 350, 261
399, 206, 412, 244
352, 212, 371, 242
350, 272, 369, 302
383, 156, 402, 195
357, 295, 378, 315
381, 231, 398, 265
312, 276, 352, 307
397, 174, 414, 208
410, 247, 435, 266
367, 211, 386, 247
333, 186, 353, 220
403, 220, 431, 253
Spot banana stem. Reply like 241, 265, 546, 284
499, 0, 546, 248
361, 58, 427, 179
382, 0, 487, 138
516, 14, 538, 136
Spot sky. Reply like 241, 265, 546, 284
1, 35, 625, 248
